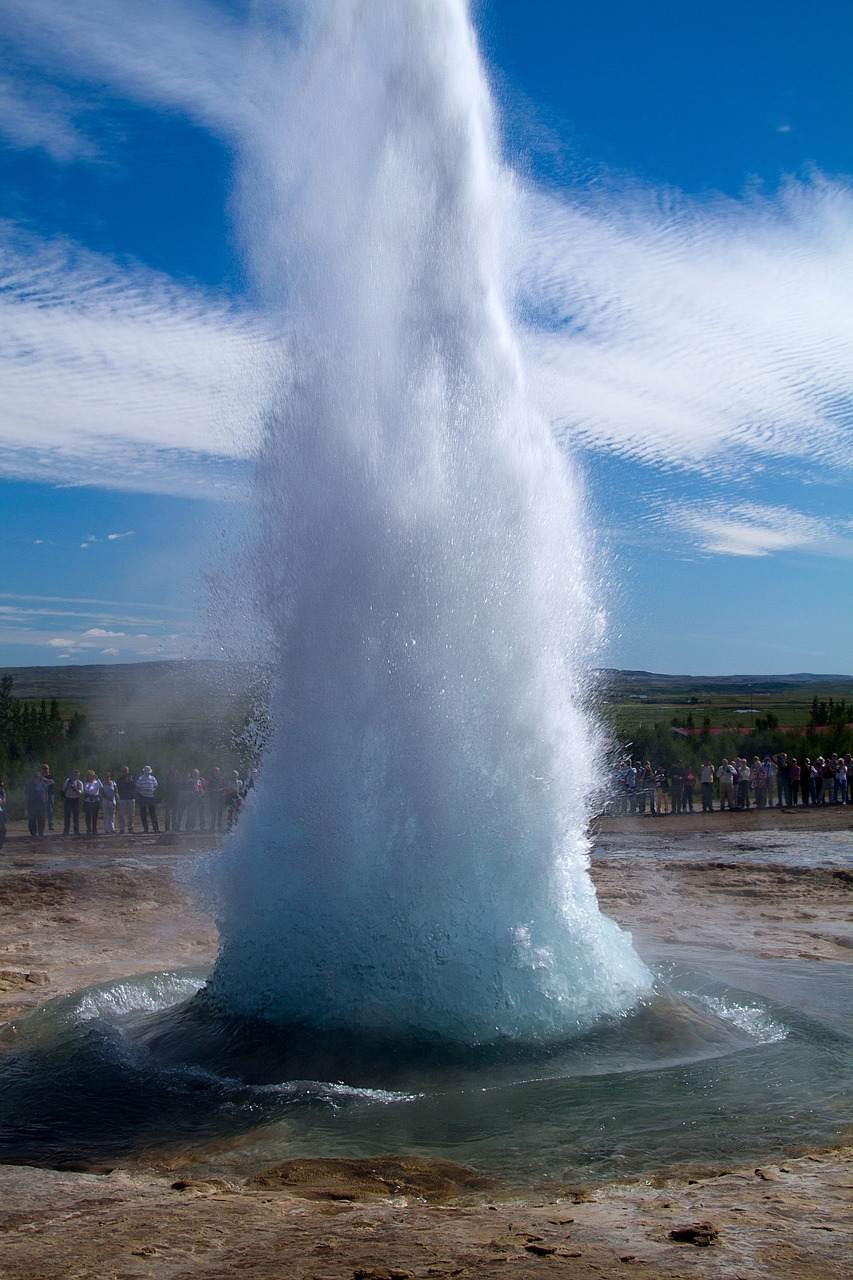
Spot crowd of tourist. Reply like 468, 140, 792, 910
609, 751, 853, 815
10, 763, 255, 840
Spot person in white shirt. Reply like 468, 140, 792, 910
135, 765, 160, 834
716, 759, 736, 811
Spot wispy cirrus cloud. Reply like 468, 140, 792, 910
519, 175, 853, 479
0, 70, 101, 162
1, 0, 248, 159
0, 226, 273, 493
659, 500, 853, 559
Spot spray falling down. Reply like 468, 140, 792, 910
208, 0, 651, 1042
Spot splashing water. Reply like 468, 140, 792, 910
206, 0, 651, 1042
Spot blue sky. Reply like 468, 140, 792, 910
1, 0, 851, 675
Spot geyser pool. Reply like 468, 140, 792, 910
2, 959, 851, 1184
206, 0, 650, 1041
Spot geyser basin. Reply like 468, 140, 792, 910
1, 964, 850, 1185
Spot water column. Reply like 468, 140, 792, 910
208, 0, 651, 1042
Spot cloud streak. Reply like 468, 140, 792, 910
1, 0, 248, 155
519, 175, 853, 479
0, 225, 273, 493
659, 500, 853, 559
0, 592, 193, 661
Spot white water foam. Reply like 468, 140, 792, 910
207, 0, 651, 1042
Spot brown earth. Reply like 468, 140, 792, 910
0, 814, 851, 1279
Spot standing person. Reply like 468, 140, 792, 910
670, 761, 686, 814
116, 765, 136, 834
176, 770, 195, 831
194, 770, 206, 831
624, 760, 638, 813
61, 769, 84, 836
751, 756, 767, 808
100, 771, 118, 834
764, 754, 776, 803
736, 759, 751, 810
41, 764, 55, 833
787, 758, 801, 808
226, 770, 244, 828
83, 770, 102, 835
135, 766, 160, 834
0, 777, 6, 852
699, 759, 715, 812
682, 764, 696, 812
181, 769, 205, 831
190, 769, 206, 830
206, 767, 227, 832
717, 759, 736, 811
800, 757, 812, 807
834, 757, 848, 805
657, 766, 671, 813
161, 766, 181, 833
774, 753, 790, 808
25, 771, 48, 838
636, 761, 653, 814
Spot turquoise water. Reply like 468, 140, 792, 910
2, 958, 849, 1188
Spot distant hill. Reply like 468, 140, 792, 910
598, 669, 853, 697
0, 660, 269, 731
3, 659, 851, 711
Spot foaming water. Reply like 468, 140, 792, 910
2, 966, 850, 1184
207, 0, 650, 1041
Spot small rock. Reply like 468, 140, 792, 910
524, 1242, 558, 1256
755, 1167, 780, 1181
669, 1222, 719, 1247
352, 1270, 415, 1280
25, 970, 50, 985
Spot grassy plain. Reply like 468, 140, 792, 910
599, 668, 853, 737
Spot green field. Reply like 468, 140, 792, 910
599, 669, 853, 735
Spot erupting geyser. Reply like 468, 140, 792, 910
207, 0, 651, 1042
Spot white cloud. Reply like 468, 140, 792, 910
107, 531, 134, 540
0, 226, 273, 493
661, 500, 853, 559
0, 594, 195, 660
1, 0, 248, 154
519, 176, 853, 479
0, 72, 100, 162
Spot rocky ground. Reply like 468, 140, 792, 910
0, 810, 851, 1279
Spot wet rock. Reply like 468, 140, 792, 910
248, 1155, 496, 1203
353, 1269, 415, 1280
669, 1221, 719, 1246
0, 968, 29, 989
